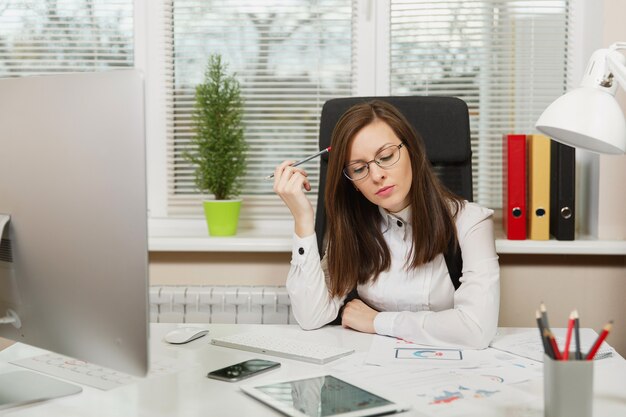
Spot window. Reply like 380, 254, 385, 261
2, 0, 575, 234
163, 0, 571, 227
163, 0, 353, 221
389, 0, 570, 208
0, 0, 133, 77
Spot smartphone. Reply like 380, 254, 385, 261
207, 359, 281, 382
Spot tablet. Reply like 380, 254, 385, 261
241, 375, 409, 417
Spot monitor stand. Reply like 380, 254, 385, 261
0, 370, 82, 410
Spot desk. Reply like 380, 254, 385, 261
1, 324, 625, 417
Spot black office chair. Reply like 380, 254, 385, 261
314, 96, 474, 257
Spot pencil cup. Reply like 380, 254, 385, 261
544, 354, 593, 417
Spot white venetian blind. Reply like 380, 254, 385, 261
164, 0, 353, 220
389, 0, 570, 208
0, 0, 133, 78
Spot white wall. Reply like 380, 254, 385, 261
149, 251, 626, 355
598, 0, 626, 240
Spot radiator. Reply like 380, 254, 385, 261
150, 286, 295, 325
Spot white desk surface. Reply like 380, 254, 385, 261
1, 324, 625, 417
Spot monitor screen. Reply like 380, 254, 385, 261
0, 70, 149, 378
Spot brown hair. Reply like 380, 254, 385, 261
325, 100, 464, 298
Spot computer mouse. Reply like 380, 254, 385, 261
164, 327, 209, 344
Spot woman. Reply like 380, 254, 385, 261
273, 100, 499, 349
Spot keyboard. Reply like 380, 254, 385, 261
211, 332, 354, 365
11, 353, 179, 390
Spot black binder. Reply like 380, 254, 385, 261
550, 141, 575, 240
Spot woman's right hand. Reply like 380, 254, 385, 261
273, 160, 315, 237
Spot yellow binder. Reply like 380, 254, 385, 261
527, 134, 551, 240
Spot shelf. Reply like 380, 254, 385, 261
491, 210, 626, 255
495, 238, 626, 255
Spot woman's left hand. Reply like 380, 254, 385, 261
341, 299, 378, 334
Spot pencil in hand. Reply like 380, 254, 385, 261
265, 146, 331, 180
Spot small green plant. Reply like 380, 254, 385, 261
186, 54, 247, 200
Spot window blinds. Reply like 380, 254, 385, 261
164, 0, 353, 219
389, 0, 570, 208
0, 1, 133, 78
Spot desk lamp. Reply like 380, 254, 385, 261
536, 42, 626, 154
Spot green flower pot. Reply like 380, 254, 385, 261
202, 200, 242, 236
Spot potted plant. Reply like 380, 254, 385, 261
186, 54, 247, 236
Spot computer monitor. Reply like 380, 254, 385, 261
0, 70, 149, 406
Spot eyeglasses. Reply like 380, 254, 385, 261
343, 143, 405, 181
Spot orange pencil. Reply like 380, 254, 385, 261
546, 330, 562, 360
586, 321, 613, 360
544, 329, 561, 360
563, 310, 576, 360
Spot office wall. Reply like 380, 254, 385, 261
497, 255, 626, 356
150, 252, 290, 287
149, 252, 626, 355
598, 0, 626, 240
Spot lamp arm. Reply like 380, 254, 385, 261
607, 43, 626, 91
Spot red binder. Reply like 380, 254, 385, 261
503, 134, 527, 240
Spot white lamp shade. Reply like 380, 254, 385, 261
536, 87, 626, 154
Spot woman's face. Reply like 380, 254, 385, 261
346, 120, 412, 213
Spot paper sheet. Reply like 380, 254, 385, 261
328, 353, 539, 417
490, 328, 614, 362
365, 335, 466, 367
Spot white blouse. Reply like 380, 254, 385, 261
286, 202, 500, 349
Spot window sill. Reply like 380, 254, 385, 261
149, 235, 293, 252
148, 218, 626, 254
149, 236, 626, 255
149, 217, 294, 252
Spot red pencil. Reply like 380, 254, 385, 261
563, 310, 576, 360
586, 321, 613, 360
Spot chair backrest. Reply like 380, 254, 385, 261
314, 96, 473, 255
